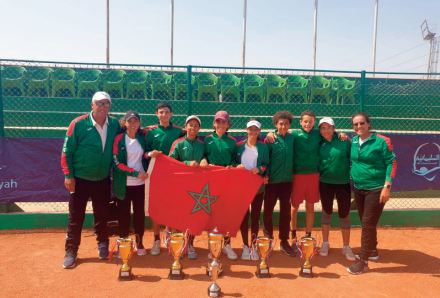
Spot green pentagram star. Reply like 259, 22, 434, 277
188, 183, 218, 215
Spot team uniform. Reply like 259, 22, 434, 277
112, 131, 148, 250
236, 140, 269, 252
169, 136, 205, 165
61, 112, 120, 256
291, 127, 321, 205
263, 131, 294, 243
350, 132, 397, 262
145, 122, 185, 156
319, 133, 351, 228
204, 132, 238, 166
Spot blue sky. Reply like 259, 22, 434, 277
0, 0, 439, 72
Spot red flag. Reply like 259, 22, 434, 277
145, 155, 263, 236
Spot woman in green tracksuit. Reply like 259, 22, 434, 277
112, 111, 149, 256
169, 115, 205, 260
347, 112, 397, 275
235, 120, 269, 261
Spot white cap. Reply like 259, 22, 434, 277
318, 117, 335, 127
185, 115, 201, 126
92, 91, 112, 103
246, 120, 261, 129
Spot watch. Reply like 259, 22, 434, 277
383, 184, 391, 189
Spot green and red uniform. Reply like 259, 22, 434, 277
169, 136, 205, 165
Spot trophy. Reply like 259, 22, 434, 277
207, 229, 224, 298
255, 236, 272, 278
168, 232, 186, 280
117, 237, 134, 281
298, 236, 317, 278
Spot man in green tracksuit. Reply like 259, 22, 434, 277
145, 102, 184, 256
61, 91, 120, 269
169, 115, 205, 259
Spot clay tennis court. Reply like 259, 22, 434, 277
1, 228, 439, 297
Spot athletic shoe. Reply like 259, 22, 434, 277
187, 244, 198, 260
250, 246, 260, 261
342, 246, 356, 261
137, 248, 147, 256
355, 249, 379, 261
222, 244, 238, 260
347, 260, 368, 275
98, 242, 109, 260
319, 242, 330, 257
241, 245, 251, 260
280, 240, 297, 257
150, 240, 161, 256
63, 249, 77, 269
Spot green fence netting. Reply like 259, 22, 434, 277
0, 59, 439, 213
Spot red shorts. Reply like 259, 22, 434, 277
291, 173, 320, 206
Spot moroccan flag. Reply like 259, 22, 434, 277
145, 154, 263, 236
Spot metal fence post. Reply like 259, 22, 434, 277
186, 65, 193, 116
360, 70, 366, 112
0, 65, 5, 137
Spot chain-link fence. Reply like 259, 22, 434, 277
1, 59, 439, 213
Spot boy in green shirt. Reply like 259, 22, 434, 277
169, 115, 205, 259
145, 102, 184, 256
290, 110, 321, 242
263, 111, 297, 256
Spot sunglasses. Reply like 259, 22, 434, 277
95, 101, 111, 107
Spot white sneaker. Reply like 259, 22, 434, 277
137, 248, 147, 256
342, 245, 356, 261
250, 246, 260, 261
241, 245, 251, 260
150, 240, 161, 256
222, 244, 238, 260
187, 244, 198, 260
319, 242, 330, 256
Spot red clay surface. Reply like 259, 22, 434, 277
1, 228, 439, 297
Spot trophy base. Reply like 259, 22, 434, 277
168, 269, 185, 280
256, 265, 271, 278
208, 282, 222, 297
299, 267, 314, 278
118, 268, 134, 281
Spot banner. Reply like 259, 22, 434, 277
0, 138, 68, 203
145, 154, 263, 236
389, 134, 440, 191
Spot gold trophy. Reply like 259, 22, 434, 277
168, 232, 186, 280
255, 236, 272, 278
298, 236, 317, 278
117, 237, 134, 281
207, 229, 224, 297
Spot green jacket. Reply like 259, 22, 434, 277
169, 136, 205, 165
61, 112, 120, 181
266, 131, 294, 184
112, 132, 148, 200
236, 139, 269, 193
350, 132, 397, 190
293, 127, 321, 174
204, 132, 238, 166
145, 122, 184, 155
319, 133, 351, 184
